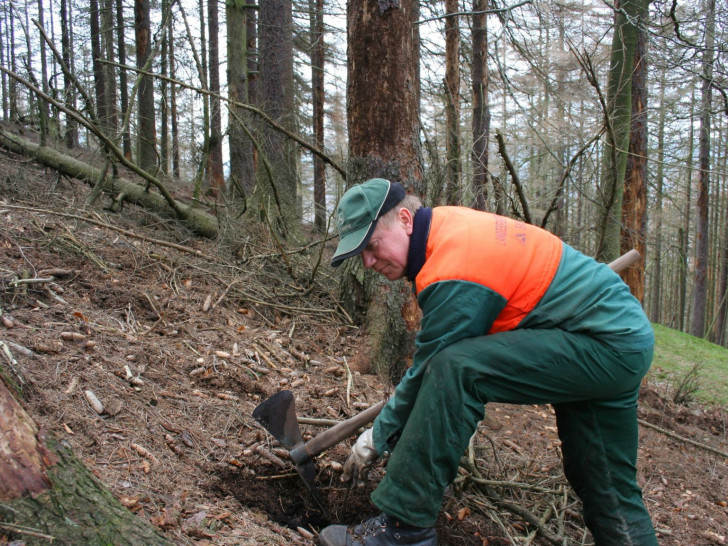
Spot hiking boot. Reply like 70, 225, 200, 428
318, 513, 437, 545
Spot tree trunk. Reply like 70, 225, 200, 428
207, 0, 225, 195
59, 0, 77, 147
259, 0, 298, 222
649, 72, 666, 322
0, 377, 170, 545
471, 0, 489, 211
90, 0, 109, 136
36, 0, 50, 143
691, 0, 715, 338
102, 0, 118, 137
345, 0, 421, 379
116, 0, 132, 159
169, 15, 180, 179
444, 0, 461, 205
310, 0, 326, 233
160, 0, 169, 176
595, 0, 647, 262
226, 0, 255, 200
620, 16, 648, 303
135, 0, 158, 175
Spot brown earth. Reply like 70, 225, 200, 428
0, 145, 727, 545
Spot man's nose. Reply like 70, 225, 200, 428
361, 251, 375, 268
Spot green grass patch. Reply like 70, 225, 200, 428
649, 323, 728, 408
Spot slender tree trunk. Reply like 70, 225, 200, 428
160, 0, 169, 176
444, 0, 461, 205
310, 0, 326, 232
60, 0, 77, 146
135, 0, 158, 175
650, 73, 666, 322
207, 0, 225, 195
193, 0, 211, 198
247, 7, 259, 108
169, 17, 180, 178
37, 0, 50, 142
471, 0, 489, 211
691, 0, 715, 338
0, 12, 7, 120
116, 0, 132, 159
345, 0, 421, 379
620, 17, 648, 302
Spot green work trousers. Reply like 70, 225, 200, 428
371, 328, 658, 546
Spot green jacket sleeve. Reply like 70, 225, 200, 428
372, 280, 506, 454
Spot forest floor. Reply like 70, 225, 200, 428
0, 137, 727, 545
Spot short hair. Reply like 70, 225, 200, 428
377, 193, 423, 227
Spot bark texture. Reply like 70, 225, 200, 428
345, 0, 422, 380
620, 17, 648, 302
0, 377, 169, 545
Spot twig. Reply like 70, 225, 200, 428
1, 204, 215, 260
638, 418, 728, 458
8, 276, 54, 286
0, 522, 55, 541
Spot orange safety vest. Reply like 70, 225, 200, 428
415, 207, 563, 333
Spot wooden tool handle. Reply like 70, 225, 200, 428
608, 248, 640, 273
290, 399, 386, 465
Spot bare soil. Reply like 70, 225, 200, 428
0, 146, 726, 545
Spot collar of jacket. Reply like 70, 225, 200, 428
406, 207, 432, 282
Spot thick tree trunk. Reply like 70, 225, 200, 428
0, 129, 218, 238
226, 0, 255, 199
595, 0, 647, 262
259, 0, 298, 221
345, 0, 421, 379
620, 18, 648, 303
0, 377, 170, 545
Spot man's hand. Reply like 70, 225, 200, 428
341, 427, 378, 486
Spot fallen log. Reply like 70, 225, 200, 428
0, 128, 218, 238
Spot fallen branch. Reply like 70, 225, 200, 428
1, 204, 215, 260
638, 418, 728, 459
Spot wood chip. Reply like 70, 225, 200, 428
61, 331, 86, 342
84, 390, 104, 414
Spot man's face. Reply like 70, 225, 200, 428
360, 208, 413, 281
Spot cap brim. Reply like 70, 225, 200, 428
330, 220, 377, 267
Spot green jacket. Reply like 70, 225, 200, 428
372, 206, 654, 455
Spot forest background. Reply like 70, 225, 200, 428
0, 0, 728, 543
0, 0, 727, 346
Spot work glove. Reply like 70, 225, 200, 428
341, 427, 378, 487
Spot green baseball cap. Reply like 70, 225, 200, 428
331, 178, 406, 267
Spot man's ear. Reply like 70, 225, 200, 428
399, 207, 414, 235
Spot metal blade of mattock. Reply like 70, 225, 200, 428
252, 390, 329, 516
